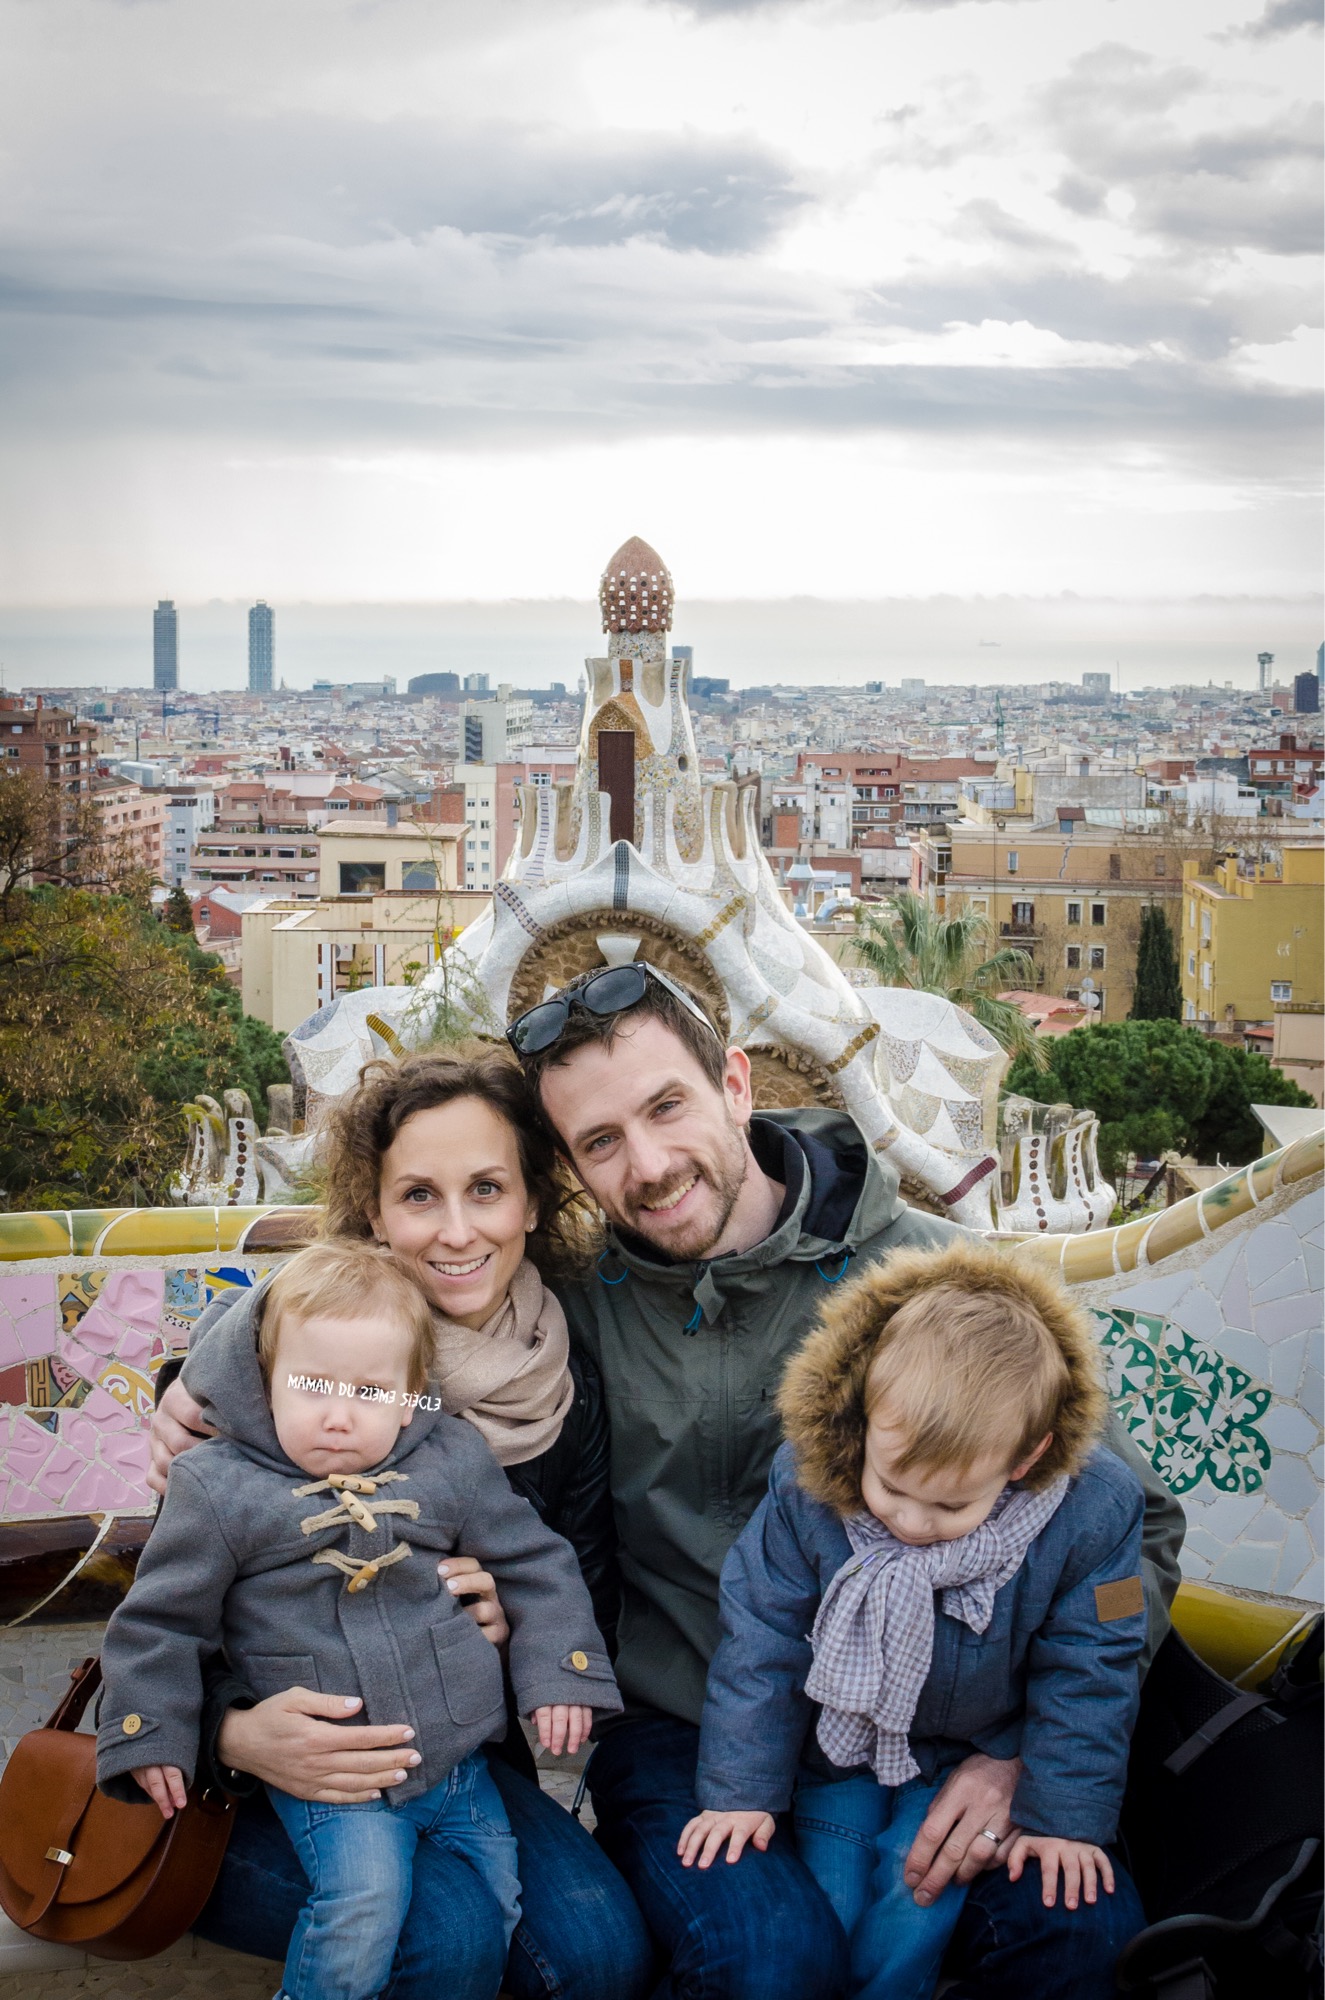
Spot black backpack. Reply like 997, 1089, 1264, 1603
1117, 1617, 1323, 2000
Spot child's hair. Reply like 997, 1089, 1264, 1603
258, 1241, 435, 1395
778, 1238, 1107, 1513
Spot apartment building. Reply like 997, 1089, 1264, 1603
1180, 846, 1324, 1026
241, 822, 486, 1031
911, 819, 1182, 1022
1246, 735, 1325, 815
780, 751, 987, 849
0, 696, 96, 798
92, 781, 166, 878
162, 782, 216, 886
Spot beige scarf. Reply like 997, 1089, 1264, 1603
431, 1258, 574, 1468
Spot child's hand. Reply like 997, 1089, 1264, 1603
532, 1704, 593, 1756
133, 1765, 188, 1819
677, 1809, 776, 1869
1006, 1833, 1114, 1909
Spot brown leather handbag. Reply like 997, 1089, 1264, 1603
0, 1655, 235, 1960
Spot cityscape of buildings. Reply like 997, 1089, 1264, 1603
4, 593, 1322, 1104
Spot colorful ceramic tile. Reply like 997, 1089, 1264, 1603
1094, 1307, 1272, 1498
59, 1271, 105, 1333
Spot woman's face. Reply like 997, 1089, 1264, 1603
373, 1096, 538, 1329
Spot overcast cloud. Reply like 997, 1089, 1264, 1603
0, 0, 1319, 604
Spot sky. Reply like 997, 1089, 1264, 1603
0, 0, 1320, 666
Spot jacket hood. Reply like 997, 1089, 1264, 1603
777, 1236, 1108, 1515
602, 1107, 907, 1294
180, 1280, 446, 1476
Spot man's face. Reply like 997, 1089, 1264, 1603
538, 1015, 754, 1260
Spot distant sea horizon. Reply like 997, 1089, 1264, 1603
0, 595, 1320, 696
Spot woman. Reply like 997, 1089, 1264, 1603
150, 1046, 653, 2000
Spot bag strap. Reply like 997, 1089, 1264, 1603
45, 1656, 102, 1733
1164, 1688, 1279, 1774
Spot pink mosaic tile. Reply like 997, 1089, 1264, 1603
98, 1430, 151, 1481
3, 1483, 47, 1516
7, 1413, 58, 1483
65, 1463, 144, 1515
55, 1331, 110, 1385
35, 1443, 87, 1504
0, 1273, 59, 1322
80, 1383, 138, 1431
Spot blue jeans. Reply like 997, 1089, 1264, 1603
795, 1774, 967, 2000
589, 1716, 1144, 2000
193, 1754, 653, 2000
267, 1753, 521, 2000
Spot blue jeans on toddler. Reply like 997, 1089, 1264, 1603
794, 1772, 966, 2000
267, 1751, 520, 2000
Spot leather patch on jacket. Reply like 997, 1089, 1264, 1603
1095, 1575, 1144, 1622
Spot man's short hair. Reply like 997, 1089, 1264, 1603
259, 1241, 434, 1394
521, 965, 728, 1117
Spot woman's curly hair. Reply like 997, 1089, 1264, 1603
315, 1042, 602, 1279
778, 1237, 1108, 1515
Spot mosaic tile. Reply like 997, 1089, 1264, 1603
1165, 1285, 1225, 1344
1270, 1333, 1309, 1397
1260, 1404, 1319, 1453
1266, 1454, 1318, 1516
1253, 1292, 1320, 1343
1301, 1368, 1324, 1427
1277, 1519, 1315, 1593
1250, 1257, 1308, 1307
1244, 1223, 1302, 1291
1210, 1540, 1283, 1589
1218, 1255, 1253, 1334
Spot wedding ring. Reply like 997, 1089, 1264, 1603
979, 1828, 1002, 1843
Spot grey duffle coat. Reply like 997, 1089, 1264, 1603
96, 1287, 620, 1804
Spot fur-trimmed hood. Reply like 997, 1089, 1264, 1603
777, 1238, 1108, 1516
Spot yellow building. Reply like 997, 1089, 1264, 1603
1181, 846, 1324, 1027
241, 821, 490, 1031
912, 820, 1180, 1022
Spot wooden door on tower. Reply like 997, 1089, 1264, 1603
597, 731, 636, 844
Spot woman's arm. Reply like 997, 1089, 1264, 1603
147, 1291, 248, 1493
544, 1348, 621, 1655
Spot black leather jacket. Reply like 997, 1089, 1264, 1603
156, 1328, 619, 1795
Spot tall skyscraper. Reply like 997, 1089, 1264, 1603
249, 601, 274, 693
153, 600, 178, 692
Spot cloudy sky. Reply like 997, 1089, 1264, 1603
0, 0, 1320, 614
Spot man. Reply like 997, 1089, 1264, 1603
508, 961, 1181, 2000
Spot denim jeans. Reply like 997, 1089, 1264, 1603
267, 1752, 521, 2000
193, 1753, 654, 2000
794, 1773, 967, 2000
590, 1716, 1145, 2000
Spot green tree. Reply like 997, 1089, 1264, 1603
1004, 1018, 1313, 1181
162, 883, 196, 933
852, 890, 1047, 1068
1129, 903, 1181, 1021
0, 887, 288, 1210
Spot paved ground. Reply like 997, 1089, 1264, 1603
0, 1618, 590, 1998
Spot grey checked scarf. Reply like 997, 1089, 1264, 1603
805, 1477, 1069, 1787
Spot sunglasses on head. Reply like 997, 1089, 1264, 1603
505, 961, 719, 1060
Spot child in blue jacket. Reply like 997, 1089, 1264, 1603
679, 1239, 1147, 2000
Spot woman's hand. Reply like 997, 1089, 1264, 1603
1007, 1834, 1114, 1910
216, 1689, 422, 1804
438, 1557, 510, 1649
902, 1752, 1022, 1905
532, 1704, 593, 1757
147, 1376, 217, 1495
677, 1809, 776, 1869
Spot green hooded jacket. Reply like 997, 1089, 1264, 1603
560, 1108, 1184, 1728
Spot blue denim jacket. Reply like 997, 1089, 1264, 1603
695, 1441, 1146, 1845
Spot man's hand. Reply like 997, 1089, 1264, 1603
903, 1753, 1022, 1906
532, 1704, 593, 1757
1007, 1834, 1115, 1910
677, 1809, 776, 1869
438, 1557, 509, 1649
148, 1375, 216, 1495
216, 1688, 422, 1804
133, 1764, 188, 1819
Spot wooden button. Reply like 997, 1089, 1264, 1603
570, 1651, 588, 1671
121, 1714, 142, 1736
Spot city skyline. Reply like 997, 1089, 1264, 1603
0, 0, 1319, 609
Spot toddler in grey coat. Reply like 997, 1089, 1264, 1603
97, 1242, 621, 2000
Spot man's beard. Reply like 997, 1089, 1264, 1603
622, 1129, 749, 1259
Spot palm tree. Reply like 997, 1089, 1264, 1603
852, 890, 1048, 1069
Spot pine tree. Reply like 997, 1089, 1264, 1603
1129, 904, 1182, 1021
163, 883, 195, 933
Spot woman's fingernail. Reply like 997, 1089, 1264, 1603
438, 1563, 449, 1574
401, 1728, 414, 1740
447, 1579, 461, 1591
394, 1769, 407, 1782
914, 1893, 931, 1907
369, 1790, 380, 1799
343, 1697, 361, 1709
407, 1752, 421, 1766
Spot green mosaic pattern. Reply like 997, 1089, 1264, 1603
1093, 1306, 1272, 1497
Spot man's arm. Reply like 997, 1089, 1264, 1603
1100, 1408, 1182, 1677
